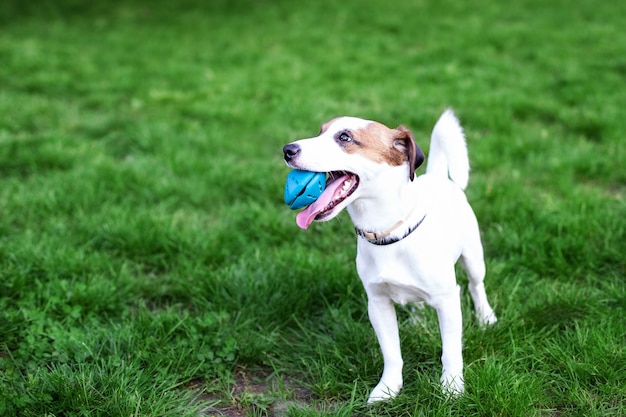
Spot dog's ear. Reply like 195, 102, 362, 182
319, 118, 337, 135
393, 125, 425, 181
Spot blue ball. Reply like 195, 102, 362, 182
284, 170, 326, 210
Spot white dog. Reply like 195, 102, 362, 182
283, 109, 497, 403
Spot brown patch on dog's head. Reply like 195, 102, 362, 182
336, 122, 425, 181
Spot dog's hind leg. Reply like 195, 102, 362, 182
460, 245, 497, 326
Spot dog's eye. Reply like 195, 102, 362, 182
337, 131, 352, 142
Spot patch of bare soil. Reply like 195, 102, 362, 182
191, 366, 313, 417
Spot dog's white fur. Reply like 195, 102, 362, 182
283, 110, 497, 402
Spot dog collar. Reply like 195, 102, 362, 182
356, 214, 426, 246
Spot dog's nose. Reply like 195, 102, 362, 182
283, 143, 301, 162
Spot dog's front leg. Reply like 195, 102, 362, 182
367, 294, 403, 403
433, 285, 465, 396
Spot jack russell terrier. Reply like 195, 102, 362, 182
283, 109, 497, 403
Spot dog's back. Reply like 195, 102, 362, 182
425, 109, 470, 190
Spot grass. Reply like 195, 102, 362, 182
0, 0, 624, 415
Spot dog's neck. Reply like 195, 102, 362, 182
347, 169, 424, 235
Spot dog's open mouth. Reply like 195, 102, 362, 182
296, 171, 359, 229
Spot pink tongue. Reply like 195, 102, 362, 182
296, 175, 349, 229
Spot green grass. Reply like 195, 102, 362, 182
1, 0, 624, 415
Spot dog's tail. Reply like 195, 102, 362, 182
425, 109, 469, 190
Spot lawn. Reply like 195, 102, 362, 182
0, 0, 624, 415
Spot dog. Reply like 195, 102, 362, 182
282, 109, 498, 403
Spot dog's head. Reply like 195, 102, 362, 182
283, 117, 425, 228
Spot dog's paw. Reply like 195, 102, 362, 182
478, 309, 498, 328
440, 373, 464, 397
367, 380, 402, 403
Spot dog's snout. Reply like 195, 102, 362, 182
283, 143, 301, 162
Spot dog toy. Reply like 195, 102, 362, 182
284, 170, 326, 210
